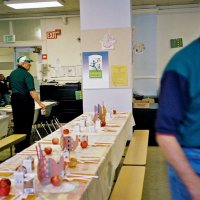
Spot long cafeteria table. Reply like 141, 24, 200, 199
0, 101, 57, 128
0, 112, 134, 200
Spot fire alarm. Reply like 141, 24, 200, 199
42, 54, 47, 60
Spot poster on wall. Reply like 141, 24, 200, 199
88, 54, 103, 78
111, 65, 128, 87
82, 51, 109, 89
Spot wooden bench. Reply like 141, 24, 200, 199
123, 130, 149, 166
109, 166, 146, 200
0, 134, 26, 157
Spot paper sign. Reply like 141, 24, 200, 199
111, 65, 128, 86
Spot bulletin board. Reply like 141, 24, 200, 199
81, 28, 132, 89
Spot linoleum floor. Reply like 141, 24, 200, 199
142, 147, 171, 200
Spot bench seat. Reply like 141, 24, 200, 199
123, 130, 149, 166
0, 134, 26, 156
109, 166, 145, 200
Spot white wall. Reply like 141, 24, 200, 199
40, 17, 82, 82
0, 48, 14, 77
157, 11, 200, 76
80, 0, 131, 29
41, 17, 81, 67
132, 8, 200, 96
132, 14, 158, 96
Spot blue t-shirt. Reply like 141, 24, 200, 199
156, 37, 200, 147
10, 66, 35, 95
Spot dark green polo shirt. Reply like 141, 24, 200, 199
10, 66, 35, 95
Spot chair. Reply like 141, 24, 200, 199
33, 101, 60, 138
31, 108, 42, 140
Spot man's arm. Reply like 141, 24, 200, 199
30, 91, 45, 110
156, 134, 200, 199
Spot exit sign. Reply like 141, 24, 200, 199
46, 29, 61, 39
3, 35, 15, 43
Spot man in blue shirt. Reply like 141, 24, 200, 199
156, 37, 200, 200
10, 56, 45, 153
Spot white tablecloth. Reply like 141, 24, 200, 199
0, 112, 134, 200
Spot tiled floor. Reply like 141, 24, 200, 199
142, 147, 171, 200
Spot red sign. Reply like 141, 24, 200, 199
46, 29, 61, 39
55, 29, 61, 35
42, 54, 47, 60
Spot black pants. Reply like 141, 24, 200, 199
11, 93, 34, 153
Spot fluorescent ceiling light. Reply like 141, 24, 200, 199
4, 0, 64, 9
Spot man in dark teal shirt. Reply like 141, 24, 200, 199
10, 56, 45, 153
156, 38, 200, 200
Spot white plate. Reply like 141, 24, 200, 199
42, 182, 76, 193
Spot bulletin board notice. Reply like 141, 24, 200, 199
111, 65, 128, 87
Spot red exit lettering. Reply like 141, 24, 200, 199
46, 31, 58, 39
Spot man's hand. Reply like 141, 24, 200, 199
156, 134, 200, 199
39, 102, 46, 110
